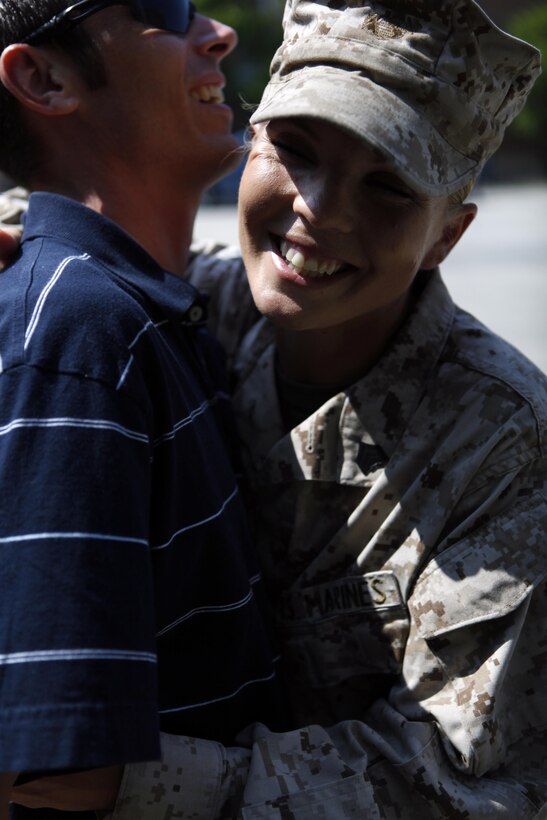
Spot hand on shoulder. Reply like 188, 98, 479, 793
0, 225, 21, 269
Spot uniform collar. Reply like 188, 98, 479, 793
22, 192, 206, 323
346, 270, 455, 455
234, 271, 455, 482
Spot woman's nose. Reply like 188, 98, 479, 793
292, 177, 356, 234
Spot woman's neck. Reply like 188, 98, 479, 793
275, 292, 412, 388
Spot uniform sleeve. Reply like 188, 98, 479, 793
108, 733, 250, 819
0, 364, 161, 773
0, 186, 29, 226
186, 242, 259, 368
108, 726, 380, 820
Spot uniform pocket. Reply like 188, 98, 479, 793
279, 570, 409, 688
241, 772, 379, 819
408, 492, 546, 640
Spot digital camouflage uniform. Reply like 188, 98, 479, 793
102, 242, 546, 819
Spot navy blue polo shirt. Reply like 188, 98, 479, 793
0, 193, 283, 774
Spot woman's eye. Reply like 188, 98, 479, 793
369, 177, 413, 199
270, 138, 311, 162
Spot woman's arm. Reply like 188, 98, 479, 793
0, 773, 16, 820
0, 186, 26, 269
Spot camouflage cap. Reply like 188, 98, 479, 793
250, 0, 541, 196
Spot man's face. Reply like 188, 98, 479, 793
77, 4, 239, 187
239, 118, 460, 335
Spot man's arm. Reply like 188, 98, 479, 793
12, 741, 249, 817
11, 767, 123, 812
0, 774, 15, 820
0, 344, 160, 780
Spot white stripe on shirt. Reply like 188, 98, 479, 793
128, 319, 170, 350
159, 659, 280, 715
153, 397, 217, 446
0, 416, 148, 443
24, 254, 90, 350
151, 484, 239, 551
116, 319, 170, 390
0, 648, 157, 666
116, 354, 135, 391
0, 531, 148, 546
156, 583, 258, 638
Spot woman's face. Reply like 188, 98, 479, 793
238, 119, 467, 334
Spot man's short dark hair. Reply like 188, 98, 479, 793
0, 0, 108, 186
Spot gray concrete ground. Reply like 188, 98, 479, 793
194, 182, 547, 373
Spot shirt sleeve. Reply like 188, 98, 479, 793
0, 364, 161, 773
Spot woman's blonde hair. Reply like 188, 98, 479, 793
449, 178, 476, 206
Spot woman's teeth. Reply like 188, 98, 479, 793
280, 240, 343, 277
190, 85, 225, 104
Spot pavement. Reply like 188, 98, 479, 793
194, 182, 547, 373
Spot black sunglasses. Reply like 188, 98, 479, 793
21, 0, 196, 45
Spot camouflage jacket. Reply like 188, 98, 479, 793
109, 242, 547, 819
1, 196, 545, 818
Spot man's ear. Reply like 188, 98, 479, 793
0, 43, 80, 116
421, 202, 477, 270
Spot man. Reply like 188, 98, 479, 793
0, 1, 284, 817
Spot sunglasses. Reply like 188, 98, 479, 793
21, 0, 196, 45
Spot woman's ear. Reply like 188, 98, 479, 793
421, 202, 477, 270
0, 43, 80, 116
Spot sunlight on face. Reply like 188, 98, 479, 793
239, 119, 466, 335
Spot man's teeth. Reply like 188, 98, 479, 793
280, 240, 343, 277
190, 85, 225, 104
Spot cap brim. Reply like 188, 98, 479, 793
250, 66, 479, 198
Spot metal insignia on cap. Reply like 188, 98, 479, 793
364, 13, 406, 39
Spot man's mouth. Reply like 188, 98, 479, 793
279, 239, 347, 278
190, 84, 225, 104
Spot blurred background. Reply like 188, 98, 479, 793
1, 0, 545, 369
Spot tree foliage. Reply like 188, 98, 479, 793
506, 6, 547, 148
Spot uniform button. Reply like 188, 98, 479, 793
188, 305, 204, 323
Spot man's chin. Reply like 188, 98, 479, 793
210, 140, 245, 184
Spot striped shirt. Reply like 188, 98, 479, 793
0, 193, 283, 774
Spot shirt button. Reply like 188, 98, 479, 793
188, 305, 204, 323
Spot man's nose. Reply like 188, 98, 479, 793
192, 14, 238, 60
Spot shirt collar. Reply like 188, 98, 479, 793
22, 192, 206, 323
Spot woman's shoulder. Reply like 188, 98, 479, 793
187, 239, 261, 364
445, 306, 547, 438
